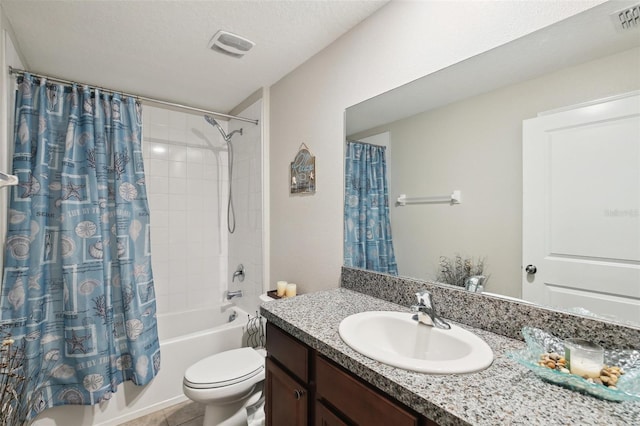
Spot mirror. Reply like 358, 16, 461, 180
344, 1, 640, 324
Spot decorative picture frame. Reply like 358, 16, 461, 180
290, 143, 316, 195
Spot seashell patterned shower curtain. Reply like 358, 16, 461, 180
344, 141, 398, 275
1, 74, 160, 420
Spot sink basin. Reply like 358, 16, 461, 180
339, 311, 493, 374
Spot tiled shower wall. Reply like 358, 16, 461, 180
142, 106, 230, 315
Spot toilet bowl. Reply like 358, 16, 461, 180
183, 347, 266, 426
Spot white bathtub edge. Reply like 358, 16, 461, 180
93, 394, 189, 426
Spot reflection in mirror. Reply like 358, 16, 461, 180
344, 1, 640, 326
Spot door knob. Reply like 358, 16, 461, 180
525, 265, 537, 275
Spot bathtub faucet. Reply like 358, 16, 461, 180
226, 290, 243, 300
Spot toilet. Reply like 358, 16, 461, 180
183, 347, 266, 426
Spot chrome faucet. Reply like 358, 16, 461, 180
226, 290, 243, 300
411, 290, 450, 329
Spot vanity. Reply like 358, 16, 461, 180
265, 321, 432, 425
260, 280, 640, 425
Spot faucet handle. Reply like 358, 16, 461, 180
232, 264, 245, 282
415, 290, 433, 308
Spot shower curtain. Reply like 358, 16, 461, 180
0, 74, 160, 420
344, 141, 398, 275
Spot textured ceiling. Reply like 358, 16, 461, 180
2, 0, 388, 115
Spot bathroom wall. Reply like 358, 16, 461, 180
268, 0, 606, 295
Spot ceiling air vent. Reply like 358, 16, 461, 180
208, 30, 254, 58
611, 4, 640, 31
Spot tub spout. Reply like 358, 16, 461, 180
226, 290, 243, 300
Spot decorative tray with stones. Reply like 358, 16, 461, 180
507, 327, 640, 402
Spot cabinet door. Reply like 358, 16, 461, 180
316, 355, 418, 426
265, 357, 308, 426
315, 401, 350, 426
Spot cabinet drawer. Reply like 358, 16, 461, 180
316, 355, 418, 426
266, 322, 309, 383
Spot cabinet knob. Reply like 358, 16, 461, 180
294, 389, 305, 400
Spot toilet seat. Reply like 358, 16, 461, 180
184, 347, 265, 390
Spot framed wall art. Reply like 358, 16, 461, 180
290, 143, 316, 195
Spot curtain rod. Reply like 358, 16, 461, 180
8, 66, 259, 125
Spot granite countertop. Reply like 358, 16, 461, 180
260, 288, 640, 426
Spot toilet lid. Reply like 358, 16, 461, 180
184, 347, 265, 389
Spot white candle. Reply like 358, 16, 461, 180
569, 357, 602, 379
276, 281, 288, 297
564, 338, 604, 379
285, 283, 297, 297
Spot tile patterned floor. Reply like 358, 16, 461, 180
118, 401, 205, 426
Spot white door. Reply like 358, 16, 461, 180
522, 92, 640, 324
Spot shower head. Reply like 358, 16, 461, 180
204, 114, 221, 128
204, 114, 243, 234
204, 115, 243, 141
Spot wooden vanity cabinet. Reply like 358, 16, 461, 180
265, 322, 439, 426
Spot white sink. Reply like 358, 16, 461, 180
339, 311, 493, 374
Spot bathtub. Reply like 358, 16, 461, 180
157, 305, 246, 342
32, 305, 249, 426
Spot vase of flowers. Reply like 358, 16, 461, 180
436, 254, 489, 289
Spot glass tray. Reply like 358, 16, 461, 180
507, 327, 640, 402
